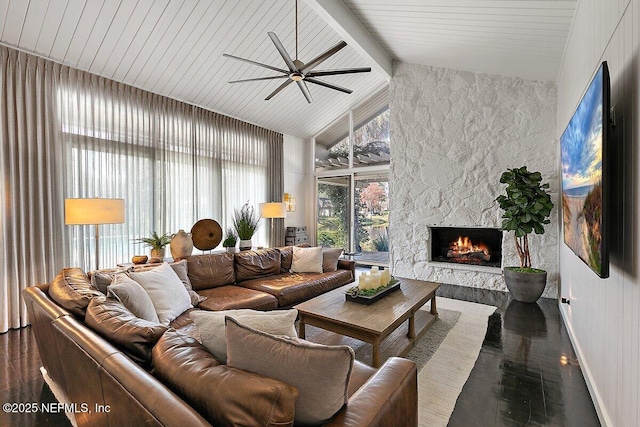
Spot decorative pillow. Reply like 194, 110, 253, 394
107, 274, 159, 323
127, 263, 192, 325
225, 317, 354, 425
90, 268, 127, 294
322, 248, 343, 272
190, 309, 298, 364
169, 260, 207, 306
290, 246, 323, 273
48, 268, 104, 319
85, 297, 167, 365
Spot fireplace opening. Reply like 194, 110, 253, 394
430, 227, 502, 268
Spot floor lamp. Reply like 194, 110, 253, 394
260, 202, 286, 247
65, 198, 125, 270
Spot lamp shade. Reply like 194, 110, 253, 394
65, 198, 125, 225
259, 202, 286, 219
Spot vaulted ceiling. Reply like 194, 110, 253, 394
0, 0, 576, 139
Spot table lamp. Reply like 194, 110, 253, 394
65, 198, 125, 270
260, 202, 286, 247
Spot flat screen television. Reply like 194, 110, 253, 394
560, 61, 610, 278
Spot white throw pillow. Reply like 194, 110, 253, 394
128, 263, 192, 325
107, 273, 160, 323
291, 246, 323, 273
190, 309, 298, 364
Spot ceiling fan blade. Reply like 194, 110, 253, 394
296, 80, 313, 103
265, 79, 294, 101
229, 75, 289, 83
223, 53, 288, 74
306, 77, 352, 94
306, 67, 371, 77
301, 40, 347, 72
267, 32, 298, 72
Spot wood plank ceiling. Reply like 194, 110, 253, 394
0, 0, 576, 139
342, 0, 576, 81
0, 0, 387, 139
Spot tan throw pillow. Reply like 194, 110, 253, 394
290, 246, 323, 273
322, 248, 343, 272
128, 263, 192, 325
107, 273, 159, 323
226, 317, 354, 425
190, 309, 297, 364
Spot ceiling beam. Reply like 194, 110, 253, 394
304, 0, 392, 81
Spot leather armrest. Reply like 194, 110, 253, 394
337, 259, 355, 276
322, 357, 417, 427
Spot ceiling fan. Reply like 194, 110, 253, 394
223, 0, 371, 103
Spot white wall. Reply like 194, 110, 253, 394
283, 134, 311, 232
389, 62, 558, 297
557, 0, 639, 425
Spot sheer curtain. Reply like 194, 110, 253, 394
0, 46, 283, 333
0, 48, 67, 333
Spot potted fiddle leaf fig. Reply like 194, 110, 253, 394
495, 166, 554, 303
222, 227, 238, 253
233, 202, 260, 251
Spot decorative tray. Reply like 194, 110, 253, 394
345, 281, 401, 305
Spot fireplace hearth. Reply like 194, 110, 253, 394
430, 227, 502, 268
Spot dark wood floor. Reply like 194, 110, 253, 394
439, 283, 600, 427
0, 284, 600, 427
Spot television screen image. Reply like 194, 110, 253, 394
560, 62, 609, 278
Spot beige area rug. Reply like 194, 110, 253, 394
417, 298, 497, 427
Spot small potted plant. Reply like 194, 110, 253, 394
222, 228, 238, 253
135, 231, 172, 262
233, 202, 260, 251
495, 167, 554, 303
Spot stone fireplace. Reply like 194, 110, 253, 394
388, 62, 559, 297
429, 227, 502, 270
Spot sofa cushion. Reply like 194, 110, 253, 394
279, 246, 294, 272
322, 248, 343, 272
186, 253, 235, 290
128, 263, 192, 325
128, 260, 207, 307
85, 297, 167, 365
291, 246, 323, 273
239, 270, 354, 307
234, 248, 281, 282
152, 329, 297, 427
196, 285, 278, 311
226, 317, 354, 426
49, 268, 104, 319
190, 309, 297, 364
107, 274, 159, 323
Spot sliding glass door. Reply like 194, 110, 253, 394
354, 173, 389, 265
316, 172, 389, 266
316, 176, 351, 251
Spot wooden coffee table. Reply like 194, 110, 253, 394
294, 278, 440, 367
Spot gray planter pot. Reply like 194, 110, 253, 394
503, 267, 547, 303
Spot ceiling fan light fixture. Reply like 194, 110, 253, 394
223, 0, 371, 103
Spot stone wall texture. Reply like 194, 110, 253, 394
389, 62, 558, 297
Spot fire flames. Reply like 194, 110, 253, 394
450, 236, 489, 255
447, 236, 490, 262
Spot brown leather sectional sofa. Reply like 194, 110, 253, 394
23, 247, 418, 426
